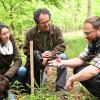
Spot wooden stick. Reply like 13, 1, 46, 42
30, 41, 34, 94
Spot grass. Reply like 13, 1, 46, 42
63, 31, 87, 58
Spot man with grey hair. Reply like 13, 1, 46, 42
23, 8, 68, 95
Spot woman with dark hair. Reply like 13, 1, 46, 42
0, 23, 26, 99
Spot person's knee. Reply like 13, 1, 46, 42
34, 50, 41, 55
34, 50, 42, 63
17, 66, 26, 76
59, 53, 68, 60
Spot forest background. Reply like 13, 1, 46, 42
0, 0, 100, 42
0, 0, 100, 100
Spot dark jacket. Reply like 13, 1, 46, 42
0, 36, 22, 79
79, 38, 100, 68
23, 24, 66, 59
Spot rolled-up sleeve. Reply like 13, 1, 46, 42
78, 46, 91, 61
91, 53, 100, 68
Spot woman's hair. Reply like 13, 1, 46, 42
0, 23, 9, 34
84, 16, 100, 29
34, 8, 51, 24
0, 23, 15, 43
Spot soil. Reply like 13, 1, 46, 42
46, 67, 93, 100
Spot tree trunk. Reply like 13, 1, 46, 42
87, 0, 92, 18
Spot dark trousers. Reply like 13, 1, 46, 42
25, 50, 44, 88
25, 50, 67, 88
73, 63, 100, 97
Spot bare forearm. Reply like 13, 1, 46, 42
70, 65, 100, 82
61, 58, 85, 68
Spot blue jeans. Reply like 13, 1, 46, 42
10, 66, 26, 85
56, 53, 68, 87
42, 53, 68, 87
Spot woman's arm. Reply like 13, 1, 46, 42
4, 41, 22, 79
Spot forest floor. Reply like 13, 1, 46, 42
45, 67, 94, 100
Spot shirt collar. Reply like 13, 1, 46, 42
37, 24, 54, 35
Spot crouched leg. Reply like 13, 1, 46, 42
73, 63, 100, 97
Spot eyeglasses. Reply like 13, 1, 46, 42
39, 20, 50, 25
84, 30, 96, 36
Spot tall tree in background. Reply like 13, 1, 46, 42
88, 0, 92, 17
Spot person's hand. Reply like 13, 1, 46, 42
42, 57, 48, 65
48, 57, 62, 67
42, 51, 52, 58
42, 51, 53, 65
65, 76, 74, 91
